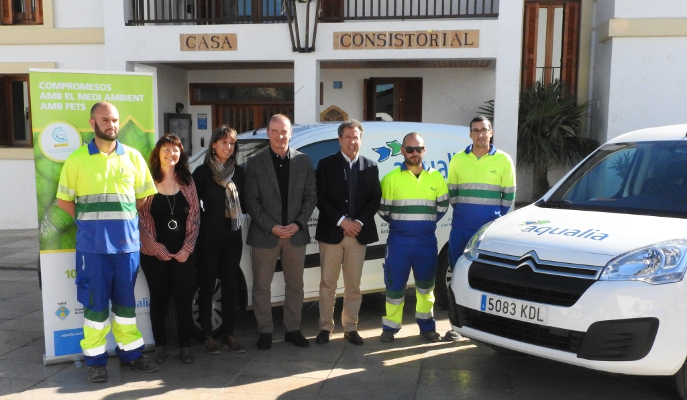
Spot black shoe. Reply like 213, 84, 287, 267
179, 347, 194, 364
203, 336, 221, 355
284, 330, 310, 347
420, 330, 442, 343
152, 346, 167, 364
380, 330, 395, 342
120, 355, 159, 373
315, 330, 331, 345
222, 336, 246, 354
344, 331, 364, 345
87, 365, 108, 383
444, 330, 462, 342
257, 333, 272, 350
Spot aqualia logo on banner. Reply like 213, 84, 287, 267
38, 121, 82, 162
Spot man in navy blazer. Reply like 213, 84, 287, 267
314, 120, 382, 346
244, 114, 318, 350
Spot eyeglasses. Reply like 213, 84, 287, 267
404, 146, 425, 154
471, 128, 491, 135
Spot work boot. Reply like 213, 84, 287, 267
87, 365, 108, 383
120, 355, 159, 373
420, 330, 442, 343
380, 330, 395, 342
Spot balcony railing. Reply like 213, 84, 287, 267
126, 0, 287, 25
320, 0, 498, 21
126, 0, 498, 26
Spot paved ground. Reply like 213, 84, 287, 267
0, 228, 682, 399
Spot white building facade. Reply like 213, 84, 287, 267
1, 0, 686, 229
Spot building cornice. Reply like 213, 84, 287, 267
0, 28, 104, 45
600, 18, 687, 42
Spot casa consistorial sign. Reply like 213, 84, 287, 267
333, 30, 478, 50
180, 34, 237, 51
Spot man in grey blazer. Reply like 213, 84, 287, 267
244, 114, 318, 350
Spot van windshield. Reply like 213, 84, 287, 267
540, 141, 687, 218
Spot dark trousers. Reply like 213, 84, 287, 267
197, 234, 243, 338
140, 253, 197, 348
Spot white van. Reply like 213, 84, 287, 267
189, 121, 470, 334
448, 124, 687, 398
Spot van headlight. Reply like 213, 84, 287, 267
600, 239, 687, 284
464, 222, 493, 262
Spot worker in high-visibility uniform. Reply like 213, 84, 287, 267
377, 132, 449, 343
56, 102, 158, 383
448, 115, 516, 268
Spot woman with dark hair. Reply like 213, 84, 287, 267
139, 134, 200, 364
192, 125, 246, 354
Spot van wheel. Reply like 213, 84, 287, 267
675, 358, 687, 400
165, 279, 223, 340
191, 279, 224, 337
434, 246, 451, 310
167, 270, 248, 339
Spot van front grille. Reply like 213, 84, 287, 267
457, 305, 585, 353
468, 251, 600, 307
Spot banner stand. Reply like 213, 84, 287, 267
29, 69, 157, 365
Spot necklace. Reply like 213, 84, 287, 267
161, 178, 178, 230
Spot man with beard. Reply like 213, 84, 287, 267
377, 132, 449, 343
56, 102, 159, 383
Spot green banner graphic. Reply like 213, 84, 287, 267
29, 70, 155, 251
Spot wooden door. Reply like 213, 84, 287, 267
214, 104, 294, 133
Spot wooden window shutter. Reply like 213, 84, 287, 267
0, 77, 9, 145
521, 2, 539, 89
1, 0, 13, 25
35, 0, 43, 24
561, 1, 580, 94
363, 79, 373, 121
320, 0, 344, 22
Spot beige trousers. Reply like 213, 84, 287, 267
252, 239, 307, 334
318, 236, 367, 332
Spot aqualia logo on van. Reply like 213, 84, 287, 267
372, 140, 453, 178
520, 221, 609, 241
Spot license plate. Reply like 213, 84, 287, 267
479, 294, 548, 325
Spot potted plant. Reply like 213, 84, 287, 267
479, 79, 598, 202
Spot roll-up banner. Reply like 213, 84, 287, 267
29, 70, 156, 365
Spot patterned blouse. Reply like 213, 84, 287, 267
139, 181, 200, 259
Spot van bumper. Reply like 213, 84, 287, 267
449, 256, 687, 376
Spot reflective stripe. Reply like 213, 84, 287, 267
77, 194, 136, 204
453, 196, 502, 206
416, 311, 433, 320
135, 181, 156, 195
117, 337, 145, 351
502, 199, 514, 207
382, 318, 401, 329
82, 344, 107, 357
84, 318, 111, 331
416, 287, 434, 295
114, 315, 137, 326
386, 296, 404, 305
502, 186, 516, 194
57, 184, 75, 197
78, 211, 138, 221
390, 199, 436, 207
390, 213, 436, 221
457, 183, 502, 191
